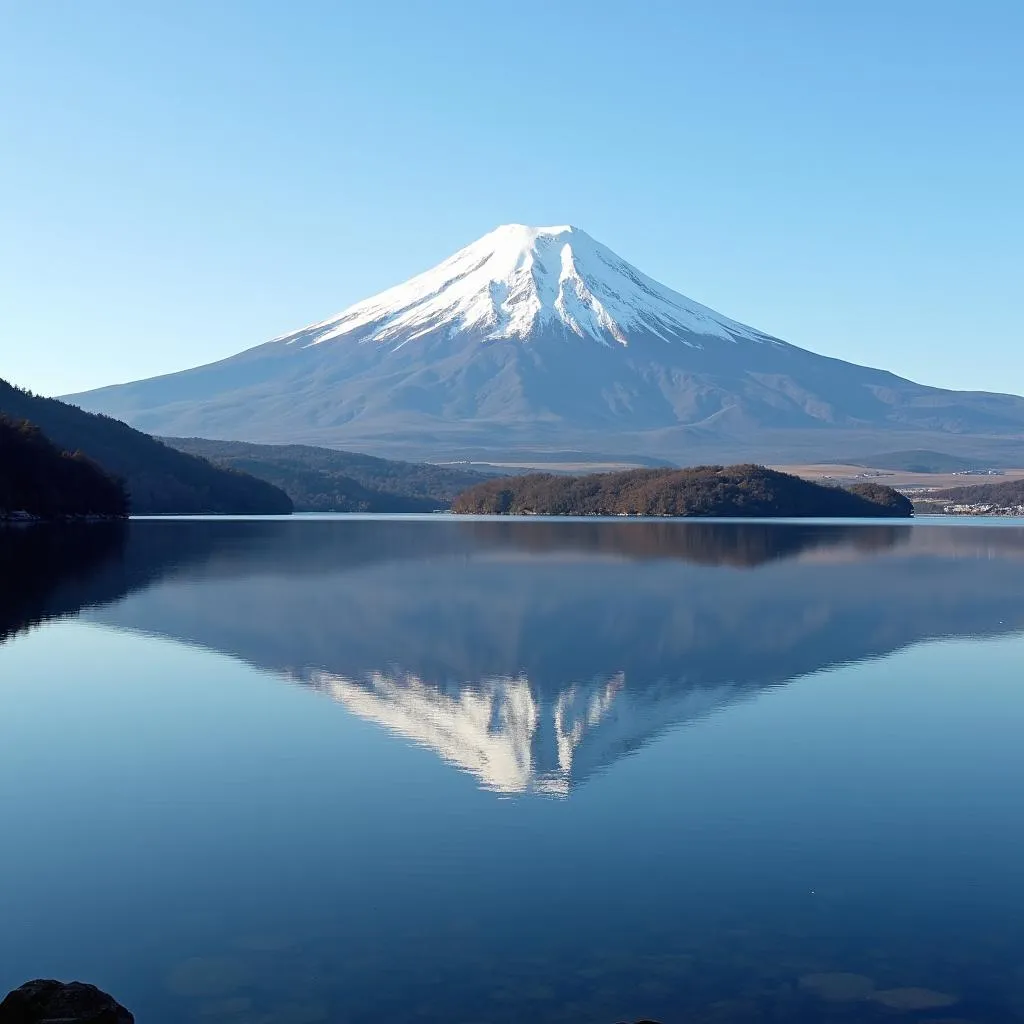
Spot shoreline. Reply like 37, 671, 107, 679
0, 511, 128, 524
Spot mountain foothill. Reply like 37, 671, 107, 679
0, 379, 291, 517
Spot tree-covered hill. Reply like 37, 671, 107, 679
163, 437, 489, 512
924, 477, 1024, 507
1, 416, 128, 519
452, 465, 914, 518
0, 380, 292, 514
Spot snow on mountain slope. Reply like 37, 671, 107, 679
279, 224, 774, 351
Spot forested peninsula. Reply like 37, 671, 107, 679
452, 465, 914, 518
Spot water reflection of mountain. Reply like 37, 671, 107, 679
303, 667, 754, 795
7, 519, 1024, 793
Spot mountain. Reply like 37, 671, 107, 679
64, 224, 1024, 464
0, 380, 292, 514
0, 415, 128, 519
162, 436, 488, 511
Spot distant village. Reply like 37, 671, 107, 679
921, 502, 1024, 517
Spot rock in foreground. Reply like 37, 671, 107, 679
0, 980, 134, 1023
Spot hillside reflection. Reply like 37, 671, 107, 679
0, 523, 128, 642
458, 519, 912, 566
6, 518, 1024, 793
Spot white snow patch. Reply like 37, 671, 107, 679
275, 224, 772, 350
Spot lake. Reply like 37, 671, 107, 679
3, 516, 1024, 1024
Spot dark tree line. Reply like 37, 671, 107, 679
0, 379, 292, 514
452, 464, 914, 518
844, 481, 916, 514
926, 477, 1024, 506
0, 416, 129, 519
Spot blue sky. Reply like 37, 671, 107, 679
2, 0, 1022, 397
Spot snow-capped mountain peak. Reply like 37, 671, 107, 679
63, 221, 1024, 461
279, 223, 770, 350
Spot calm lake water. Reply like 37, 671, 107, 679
3, 516, 1024, 1024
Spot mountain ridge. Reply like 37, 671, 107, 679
162, 436, 489, 511
63, 224, 1024, 464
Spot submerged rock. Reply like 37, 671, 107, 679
798, 971, 875, 1001
0, 979, 134, 1023
872, 987, 959, 1010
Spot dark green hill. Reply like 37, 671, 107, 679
162, 437, 489, 512
0, 380, 292, 514
925, 477, 1024, 507
1, 416, 128, 519
452, 464, 914, 518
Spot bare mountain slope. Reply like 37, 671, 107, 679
64, 225, 1024, 463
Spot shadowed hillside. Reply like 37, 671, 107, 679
1, 416, 128, 519
926, 477, 1024, 507
0, 380, 292, 514
163, 436, 488, 511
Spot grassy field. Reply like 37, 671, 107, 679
772, 464, 1024, 492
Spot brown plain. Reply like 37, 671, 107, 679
772, 463, 1024, 491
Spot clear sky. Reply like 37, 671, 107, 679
2, 0, 1022, 397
